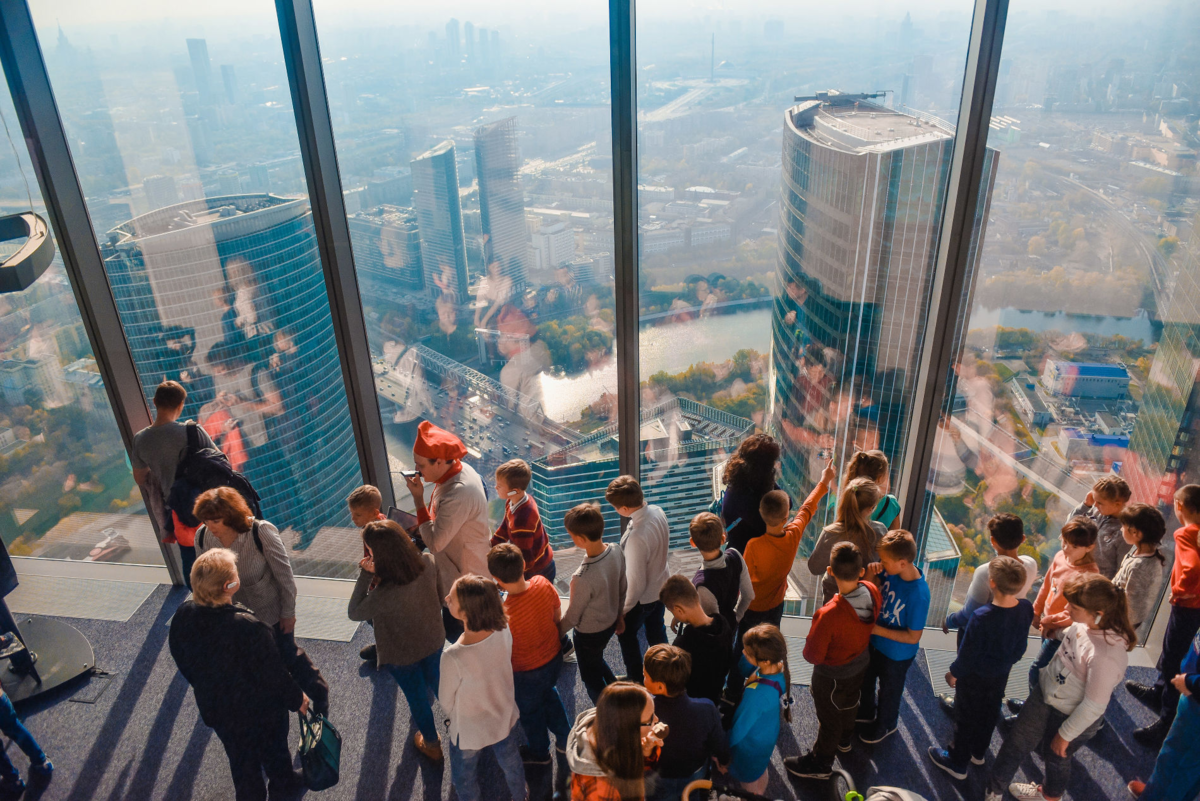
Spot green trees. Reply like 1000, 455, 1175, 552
538, 316, 614, 373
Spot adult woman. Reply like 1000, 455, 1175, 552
347, 520, 446, 761
193, 486, 329, 716
169, 549, 309, 801
721, 434, 783, 554
566, 681, 664, 801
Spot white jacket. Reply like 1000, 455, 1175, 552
1040, 622, 1129, 741
418, 462, 491, 595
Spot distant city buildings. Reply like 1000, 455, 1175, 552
475, 117, 531, 290
411, 141, 470, 303
1041, 360, 1130, 399
531, 222, 575, 270
347, 205, 425, 292
142, 175, 180, 211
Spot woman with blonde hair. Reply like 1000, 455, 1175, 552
806, 478, 886, 603
169, 549, 310, 800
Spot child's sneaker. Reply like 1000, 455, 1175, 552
937, 693, 956, 716
1009, 781, 1053, 801
782, 752, 832, 780
30, 757, 53, 777
858, 723, 897, 744
837, 735, 853, 753
970, 754, 985, 766
1127, 780, 1146, 798
984, 792, 1003, 801
927, 747, 968, 780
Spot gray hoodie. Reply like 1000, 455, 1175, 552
1071, 500, 1126, 580
566, 708, 606, 778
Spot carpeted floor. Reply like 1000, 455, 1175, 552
0, 586, 1168, 800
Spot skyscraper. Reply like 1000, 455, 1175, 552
463, 21, 475, 62
185, 38, 214, 107
221, 64, 238, 104
142, 175, 180, 211
101, 195, 362, 543
348, 205, 425, 292
446, 18, 460, 60
475, 117, 530, 290
411, 141, 469, 303
769, 92, 998, 505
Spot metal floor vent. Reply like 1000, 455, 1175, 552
7, 575, 157, 622
923, 648, 1036, 702
293, 595, 360, 642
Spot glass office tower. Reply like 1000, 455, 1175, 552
411, 141, 470, 305
475, 117, 531, 292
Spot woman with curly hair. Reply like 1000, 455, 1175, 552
720, 433, 783, 554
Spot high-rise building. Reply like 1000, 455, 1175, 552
475, 117, 530, 290
347, 205, 425, 292
142, 174, 180, 211
100, 195, 362, 542
769, 92, 998, 510
411, 141, 469, 303
463, 21, 475, 62
220, 64, 238, 104
446, 18, 460, 60
185, 38, 214, 107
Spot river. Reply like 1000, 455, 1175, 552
969, 306, 1157, 343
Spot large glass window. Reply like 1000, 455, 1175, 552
0, 63, 158, 566
924, 0, 1200, 637
636, 3, 976, 608
312, 2, 620, 571
33, 5, 364, 577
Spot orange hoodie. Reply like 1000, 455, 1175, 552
1171, 524, 1200, 608
745, 480, 829, 612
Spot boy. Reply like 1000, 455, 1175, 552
347, 485, 386, 663
857, 530, 931, 744
1070, 475, 1132, 579
689, 512, 755, 632
491, 459, 555, 582
939, 513, 1039, 711
927, 557, 1034, 780
559, 502, 627, 703
606, 475, 669, 678
643, 644, 729, 801
784, 542, 880, 779
659, 575, 733, 705
1128, 484, 1200, 747
487, 543, 570, 774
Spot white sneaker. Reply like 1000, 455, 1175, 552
984, 792, 1003, 801
1009, 781, 1052, 801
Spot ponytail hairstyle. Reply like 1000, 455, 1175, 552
829, 478, 883, 558
1062, 573, 1137, 651
844, 449, 889, 487
591, 682, 653, 800
741, 624, 793, 723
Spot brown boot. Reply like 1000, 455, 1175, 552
414, 731, 443, 761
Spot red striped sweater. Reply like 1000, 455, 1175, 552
491, 494, 554, 579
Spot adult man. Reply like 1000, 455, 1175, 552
404, 420, 490, 641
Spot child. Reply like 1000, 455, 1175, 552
689, 512, 754, 632
1113, 503, 1166, 635
607, 475, 670, 679
0, 685, 51, 797
1070, 475, 1132, 580
1010, 517, 1099, 716
726, 624, 791, 795
347, 484, 386, 663
1128, 484, 1200, 747
857, 530, 931, 744
784, 542, 880, 779
487, 543, 570, 776
844, 449, 901, 530
808, 477, 887, 605
1128, 629, 1200, 801
491, 459, 555, 582
566, 682, 663, 801
559, 502, 627, 703
985, 574, 1135, 801
439, 575, 526, 801
659, 575, 733, 705
927, 557, 1035, 780
643, 645, 729, 801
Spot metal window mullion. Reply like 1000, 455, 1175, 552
895, 0, 1009, 533
0, 1, 182, 582
609, 0, 640, 482
276, 0, 395, 509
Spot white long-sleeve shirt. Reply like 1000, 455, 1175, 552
1040, 622, 1129, 741
621, 504, 670, 613
439, 627, 520, 750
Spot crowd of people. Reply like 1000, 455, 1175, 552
104, 380, 1200, 801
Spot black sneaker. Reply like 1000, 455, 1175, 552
783, 752, 832, 780
520, 745, 552, 765
837, 735, 853, 753
927, 747, 968, 780
858, 723, 897, 744
855, 714, 876, 724
359, 643, 377, 662
970, 754, 986, 766
0, 777, 25, 800
1132, 717, 1171, 749
1125, 680, 1162, 712
1006, 697, 1024, 713
938, 693, 956, 716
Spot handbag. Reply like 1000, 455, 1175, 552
298, 710, 341, 790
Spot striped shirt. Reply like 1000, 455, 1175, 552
195, 519, 296, 628
505, 576, 561, 672
491, 494, 554, 579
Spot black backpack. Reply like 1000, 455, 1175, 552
196, 520, 263, 554
167, 422, 263, 530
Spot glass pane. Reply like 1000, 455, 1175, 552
34, 7, 364, 577
312, 3, 620, 571
637, 4, 975, 610
0, 62, 160, 565
925, 0, 1200, 639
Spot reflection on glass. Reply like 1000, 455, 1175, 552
34, 7, 363, 577
0, 62, 157, 565
927, 0, 1200, 637
313, 4, 620, 572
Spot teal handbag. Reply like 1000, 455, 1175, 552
299, 711, 341, 790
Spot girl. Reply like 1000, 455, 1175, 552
1114, 503, 1167, 635
439, 576, 526, 801
727, 624, 791, 794
844, 449, 901, 530
986, 574, 1136, 801
566, 682, 664, 801
346, 520, 445, 761
808, 478, 886, 603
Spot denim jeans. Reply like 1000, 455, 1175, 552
1142, 695, 1200, 801
724, 603, 785, 705
532, 560, 557, 584
573, 624, 618, 703
857, 644, 915, 731
448, 724, 526, 801
1153, 605, 1200, 725
987, 683, 1102, 798
0, 692, 44, 783
1027, 637, 1062, 692
514, 654, 570, 755
949, 672, 1008, 765
388, 648, 442, 742
618, 600, 669, 678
